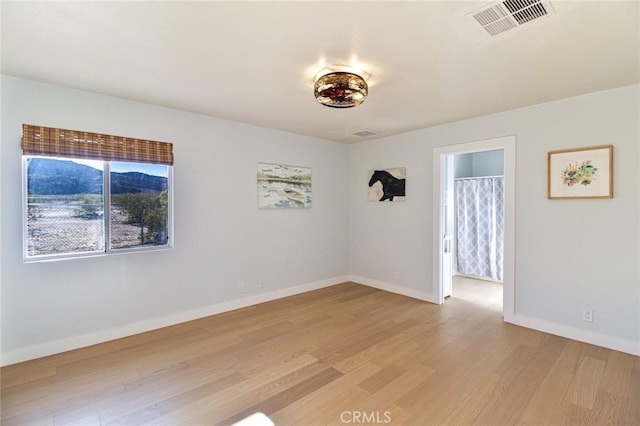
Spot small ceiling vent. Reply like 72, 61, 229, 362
352, 129, 381, 138
470, 0, 555, 36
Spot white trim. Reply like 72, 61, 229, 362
432, 136, 516, 321
506, 314, 640, 356
1, 275, 348, 366
4, 274, 636, 365
349, 275, 438, 304
351, 275, 639, 356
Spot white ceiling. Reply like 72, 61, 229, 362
2, 1, 639, 143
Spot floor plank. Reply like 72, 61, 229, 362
2, 278, 638, 425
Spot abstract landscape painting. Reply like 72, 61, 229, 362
257, 163, 312, 209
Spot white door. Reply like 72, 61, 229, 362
442, 155, 454, 299
432, 135, 515, 319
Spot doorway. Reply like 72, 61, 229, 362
433, 136, 516, 320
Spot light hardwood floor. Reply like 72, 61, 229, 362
1, 281, 638, 425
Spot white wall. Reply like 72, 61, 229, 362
2, 77, 639, 363
1, 77, 350, 364
349, 85, 640, 354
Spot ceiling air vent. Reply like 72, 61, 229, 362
470, 0, 555, 36
352, 129, 381, 138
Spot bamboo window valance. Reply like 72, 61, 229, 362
21, 124, 174, 166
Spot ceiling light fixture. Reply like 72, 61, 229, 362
314, 68, 368, 108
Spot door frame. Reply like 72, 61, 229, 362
432, 135, 516, 320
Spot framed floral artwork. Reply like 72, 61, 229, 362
547, 145, 613, 199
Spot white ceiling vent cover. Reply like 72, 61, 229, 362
470, 0, 555, 36
352, 129, 381, 138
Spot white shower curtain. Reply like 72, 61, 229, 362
455, 176, 504, 282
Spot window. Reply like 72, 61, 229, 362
22, 125, 173, 261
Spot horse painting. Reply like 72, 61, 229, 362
368, 168, 406, 201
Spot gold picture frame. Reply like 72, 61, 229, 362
547, 145, 613, 199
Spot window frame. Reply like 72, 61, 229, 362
22, 155, 174, 262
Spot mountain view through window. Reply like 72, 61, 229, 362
25, 156, 170, 258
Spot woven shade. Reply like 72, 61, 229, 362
22, 124, 174, 165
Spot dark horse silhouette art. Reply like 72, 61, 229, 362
368, 170, 406, 201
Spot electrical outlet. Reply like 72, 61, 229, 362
583, 309, 593, 322
239, 282, 245, 293
259, 281, 264, 289
393, 271, 400, 280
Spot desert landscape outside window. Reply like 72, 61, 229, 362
24, 156, 172, 260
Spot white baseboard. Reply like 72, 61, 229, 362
1, 275, 348, 366
5, 275, 637, 365
351, 276, 639, 356
349, 275, 438, 304
505, 314, 640, 356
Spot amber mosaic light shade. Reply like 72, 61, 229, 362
314, 71, 368, 108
